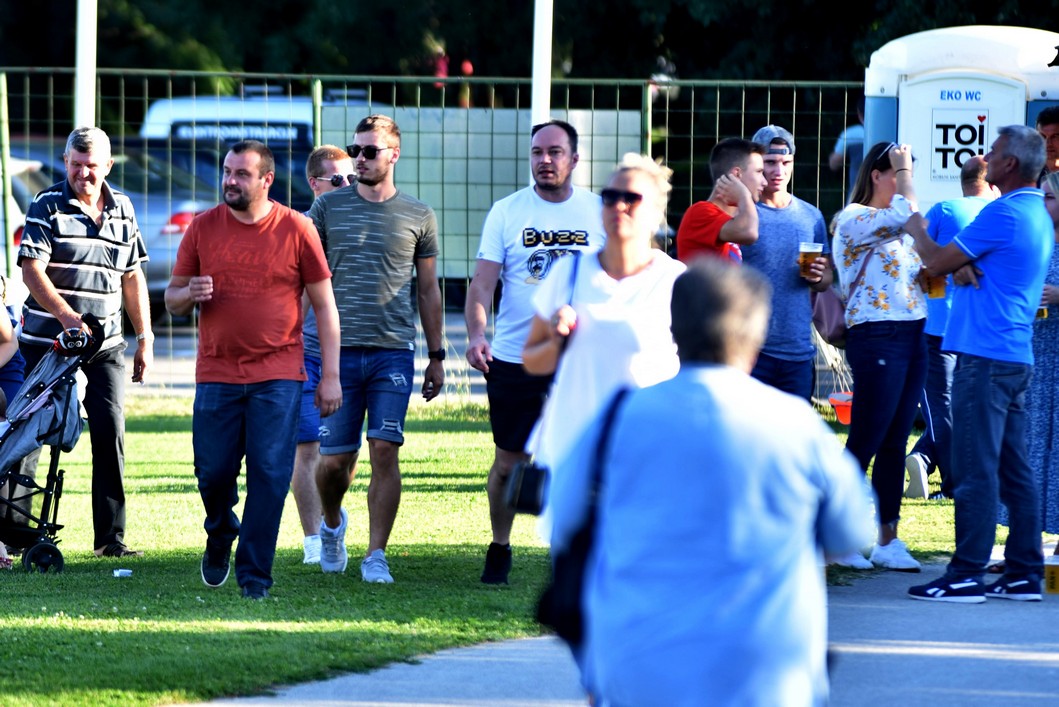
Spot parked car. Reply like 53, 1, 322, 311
6, 137, 216, 319
0, 156, 53, 310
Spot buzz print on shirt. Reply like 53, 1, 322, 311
521, 228, 589, 285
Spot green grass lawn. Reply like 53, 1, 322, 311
0, 397, 1029, 706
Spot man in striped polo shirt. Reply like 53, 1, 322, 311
18, 126, 154, 558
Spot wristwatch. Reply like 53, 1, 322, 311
428, 349, 446, 361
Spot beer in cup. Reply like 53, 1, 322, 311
798, 242, 823, 279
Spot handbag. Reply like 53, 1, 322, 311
504, 253, 582, 516
535, 387, 630, 650
811, 247, 874, 348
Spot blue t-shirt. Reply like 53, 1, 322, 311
944, 188, 1053, 364
742, 196, 828, 361
922, 195, 992, 337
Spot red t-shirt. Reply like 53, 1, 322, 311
173, 202, 332, 384
676, 200, 742, 263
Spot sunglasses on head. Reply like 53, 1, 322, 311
872, 142, 898, 171
314, 174, 351, 188
346, 144, 393, 160
601, 188, 644, 207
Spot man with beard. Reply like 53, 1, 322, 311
464, 119, 604, 584
166, 140, 342, 599
18, 126, 154, 558
310, 115, 444, 584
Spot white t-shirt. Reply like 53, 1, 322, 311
530, 249, 686, 474
476, 186, 605, 363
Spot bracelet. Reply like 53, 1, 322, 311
135, 332, 151, 342
896, 168, 911, 174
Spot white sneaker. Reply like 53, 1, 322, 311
830, 550, 873, 570
303, 534, 321, 565
904, 454, 929, 499
319, 509, 348, 573
361, 549, 394, 584
870, 538, 921, 572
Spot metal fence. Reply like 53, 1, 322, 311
0, 68, 860, 402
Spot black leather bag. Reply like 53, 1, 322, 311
503, 459, 548, 516
535, 388, 630, 650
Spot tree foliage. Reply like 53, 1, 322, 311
1, 0, 1057, 82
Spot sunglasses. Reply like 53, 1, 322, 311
872, 142, 898, 171
346, 144, 393, 160
314, 174, 351, 188
601, 188, 644, 207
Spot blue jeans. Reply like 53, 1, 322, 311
909, 334, 957, 496
844, 320, 927, 527
319, 347, 414, 455
947, 355, 1042, 581
750, 352, 814, 402
193, 379, 301, 589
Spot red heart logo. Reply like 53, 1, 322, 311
978, 115, 986, 123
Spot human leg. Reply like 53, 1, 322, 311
193, 383, 248, 585
749, 352, 814, 402
947, 356, 1025, 580
293, 353, 324, 562
908, 335, 956, 496
995, 370, 1043, 580
81, 346, 132, 554
235, 379, 301, 590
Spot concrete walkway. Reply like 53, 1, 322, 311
183, 559, 1059, 707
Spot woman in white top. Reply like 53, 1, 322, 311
830, 142, 927, 572
522, 154, 686, 497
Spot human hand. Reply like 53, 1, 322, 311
953, 264, 982, 289
1043, 284, 1059, 307
131, 340, 153, 383
422, 359, 444, 401
890, 144, 914, 172
465, 337, 492, 374
188, 275, 214, 303
550, 305, 577, 340
714, 174, 750, 206
315, 373, 342, 417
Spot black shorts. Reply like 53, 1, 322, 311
484, 358, 554, 453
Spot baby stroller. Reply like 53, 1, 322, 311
0, 314, 103, 573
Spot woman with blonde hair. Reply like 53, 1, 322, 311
830, 142, 927, 572
522, 153, 686, 498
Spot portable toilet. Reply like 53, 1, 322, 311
863, 25, 1059, 209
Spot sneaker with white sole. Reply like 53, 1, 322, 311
830, 550, 873, 570
985, 575, 1042, 601
908, 575, 985, 603
904, 453, 929, 499
303, 534, 321, 565
319, 509, 348, 574
361, 549, 394, 583
870, 538, 921, 572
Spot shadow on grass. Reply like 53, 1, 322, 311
0, 543, 555, 706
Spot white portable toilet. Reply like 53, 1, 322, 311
864, 25, 1059, 209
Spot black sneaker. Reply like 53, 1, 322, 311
200, 542, 231, 588
986, 575, 1042, 601
908, 575, 985, 603
481, 542, 512, 585
241, 581, 269, 600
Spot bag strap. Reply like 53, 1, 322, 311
590, 387, 632, 492
845, 247, 875, 303
557, 253, 581, 356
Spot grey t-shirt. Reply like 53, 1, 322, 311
309, 188, 439, 350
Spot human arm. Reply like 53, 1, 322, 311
521, 307, 576, 375
903, 213, 973, 277
464, 259, 501, 374
415, 256, 444, 401
828, 151, 845, 172
164, 274, 214, 317
1043, 283, 1059, 306
805, 254, 834, 292
121, 266, 154, 383
21, 258, 84, 332
714, 175, 759, 245
0, 307, 16, 370
306, 279, 342, 418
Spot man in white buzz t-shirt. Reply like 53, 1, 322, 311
464, 119, 606, 585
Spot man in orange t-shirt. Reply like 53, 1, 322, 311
677, 138, 767, 264
166, 140, 342, 600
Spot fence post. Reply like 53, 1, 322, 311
0, 72, 13, 279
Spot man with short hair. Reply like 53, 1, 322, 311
166, 140, 342, 600
19, 126, 154, 558
903, 156, 996, 501
464, 119, 604, 585
742, 125, 831, 401
1035, 106, 1059, 179
293, 145, 354, 565
548, 259, 872, 703
906, 125, 1052, 603
829, 96, 866, 196
676, 138, 766, 264
311, 115, 444, 584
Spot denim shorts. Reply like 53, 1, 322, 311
297, 354, 323, 444
319, 347, 414, 455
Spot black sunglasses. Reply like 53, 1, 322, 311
314, 174, 351, 188
872, 142, 898, 171
601, 188, 644, 207
346, 144, 393, 160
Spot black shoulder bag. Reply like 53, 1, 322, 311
535, 386, 631, 651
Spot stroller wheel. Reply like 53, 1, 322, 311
22, 542, 64, 574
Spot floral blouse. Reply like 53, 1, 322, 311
832, 194, 927, 327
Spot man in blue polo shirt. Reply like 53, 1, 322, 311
904, 125, 1052, 604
